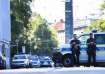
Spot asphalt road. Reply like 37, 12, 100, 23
1, 67, 105, 74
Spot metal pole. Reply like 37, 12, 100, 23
17, 42, 18, 54
16, 39, 19, 54
29, 41, 31, 55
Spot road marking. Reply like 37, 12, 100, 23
1, 67, 105, 73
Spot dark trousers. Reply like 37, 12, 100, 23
88, 52, 96, 66
71, 47, 80, 66
72, 53, 80, 66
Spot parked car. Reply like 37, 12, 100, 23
39, 56, 53, 67
52, 32, 105, 67
11, 54, 31, 68
29, 55, 40, 68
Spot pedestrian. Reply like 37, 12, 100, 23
70, 34, 81, 66
52, 48, 62, 67
86, 33, 96, 66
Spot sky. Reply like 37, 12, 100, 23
31, 0, 65, 23
31, 0, 104, 23
73, 0, 103, 19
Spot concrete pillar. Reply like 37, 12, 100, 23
65, 0, 73, 43
0, 0, 11, 69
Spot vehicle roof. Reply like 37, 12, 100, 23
94, 32, 105, 34
80, 32, 105, 35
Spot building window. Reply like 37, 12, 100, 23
58, 30, 65, 33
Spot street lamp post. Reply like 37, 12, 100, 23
29, 40, 31, 55
15, 39, 19, 54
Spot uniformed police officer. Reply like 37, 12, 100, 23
70, 34, 81, 66
86, 33, 96, 66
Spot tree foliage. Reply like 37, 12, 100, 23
29, 15, 58, 55
84, 0, 105, 32
11, 0, 58, 56
10, 0, 32, 42
101, 0, 105, 10
84, 19, 105, 32
10, 0, 32, 56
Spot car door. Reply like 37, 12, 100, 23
94, 33, 105, 62
78, 34, 89, 63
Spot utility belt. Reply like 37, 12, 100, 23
72, 47, 80, 55
87, 48, 96, 55
72, 44, 80, 49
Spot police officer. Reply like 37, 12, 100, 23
70, 34, 81, 66
86, 33, 96, 66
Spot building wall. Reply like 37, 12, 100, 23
57, 31, 65, 46
49, 20, 65, 46
74, 26, 88, 35
0, 0, 11, 68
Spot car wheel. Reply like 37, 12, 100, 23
62, 54, 73, 67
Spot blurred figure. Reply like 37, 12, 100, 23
70, 34, 81, 66
52, 48, 63, 67
86, 33, 96, 66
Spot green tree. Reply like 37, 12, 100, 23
84, 0, 105, 32
10, 0, 32, 56
84, 19, 105, 32
11, 0, 32, 41
29, 15, 58, 55
101, 0, 105, 10
10, 0, 58, 56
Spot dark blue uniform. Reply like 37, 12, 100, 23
70, 39, 81, 66
87, 38, 96, 66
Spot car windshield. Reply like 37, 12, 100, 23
14, 55, 26, 59
39, 56, 50, 60
78, 34, 89, 45
43, 57, 51, 60
30, 57, 38, 60
44, 58, 50, 60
